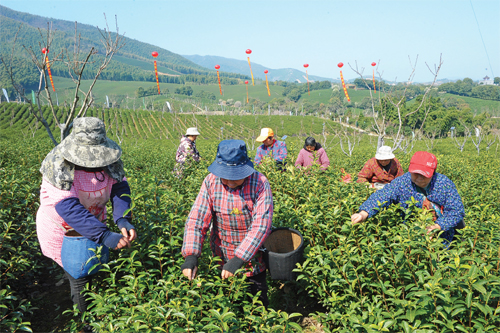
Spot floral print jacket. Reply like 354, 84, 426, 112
176, 136, 200, 164
359, 172, 465, 243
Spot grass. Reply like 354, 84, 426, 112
36, 77, 500, 117
439, 93, 500, 115
47, 77, 285, 105
113, 55, 181, 75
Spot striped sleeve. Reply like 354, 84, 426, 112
234, 175, 273, 261
182, 175, 214, 258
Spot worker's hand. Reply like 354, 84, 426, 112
114, 236, 132, 250
120, 226, 137, 243
182, 267, 198, 281
426, 224, 441, 240
221, 269, 234, 280
351, 211, 369, 224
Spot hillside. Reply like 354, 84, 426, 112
0, 102, 342, 144
0, 5, 249, 96
183, 54, 337, 83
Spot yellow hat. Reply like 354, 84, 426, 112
256, 128, 274, 142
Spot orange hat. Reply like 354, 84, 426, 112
256, 128, 274, 142
408, 151, 437, 178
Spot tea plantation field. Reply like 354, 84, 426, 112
1, 106, 500, 332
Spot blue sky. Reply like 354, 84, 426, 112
1, 0, 499, 82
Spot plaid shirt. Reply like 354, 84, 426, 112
182, 172, 273, 276
254, 140, 287, 165
357, 157, 404, 184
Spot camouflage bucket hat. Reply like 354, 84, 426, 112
59, 117, 122, 168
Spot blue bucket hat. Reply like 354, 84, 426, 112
208, 140, 255, 180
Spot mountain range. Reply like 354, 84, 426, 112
183, 54, 337, 83
0, 4, 462, 92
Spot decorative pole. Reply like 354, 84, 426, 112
264, 70, 271, 97
338, 62, 350, 102
246, 49, 255, 86
245, 80, 249, 103
42, 48, 56, 92
303, 64, 310, 95
371, 62, 377, 93
152, 51, 160, 94
215, 65, 222, 95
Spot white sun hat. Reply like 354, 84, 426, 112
185, 127, 200, 136
375, 146, 395, 160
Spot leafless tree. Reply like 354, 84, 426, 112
336, 126, 363, 157
423, 127, 440, 150
452, 122, 470, 153
348, 54, 443, 152
485, 128, 499, 150
1, 15, 125, 145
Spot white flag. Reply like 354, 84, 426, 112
166, 101, 172, 111
2, 88, 9, 103
106, 95, 109, 108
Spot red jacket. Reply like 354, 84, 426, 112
357, 158, 404, 184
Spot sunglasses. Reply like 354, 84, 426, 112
266, 136, 274, 140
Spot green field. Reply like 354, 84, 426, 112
48, 77, 286, 106
112, 55, 182, 75
440, 93, 500, 115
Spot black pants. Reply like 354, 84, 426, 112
247, 270, 269, 307
64, 270, 93, 314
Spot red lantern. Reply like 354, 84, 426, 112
215, 65, 220, 70
152, 51, 158, 58
303, 64, 309, 68
371, 62, 376, 66
264, 70, 268, 74
246, 49, 252, 54
245, 80, 249, 84
338, 62, 343, 68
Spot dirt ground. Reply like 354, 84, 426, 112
21, 258, 75, 333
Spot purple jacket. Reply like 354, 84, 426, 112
295, 148, 330, 170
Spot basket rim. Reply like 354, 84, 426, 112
265, 227, 304, 253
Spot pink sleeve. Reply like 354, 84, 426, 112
319, 149, 330, 170
295, 150, 305, 168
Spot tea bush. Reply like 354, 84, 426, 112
1, 134, 499, 332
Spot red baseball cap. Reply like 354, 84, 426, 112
408, 151, 437, 178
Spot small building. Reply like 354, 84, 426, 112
479, 75, 494, 85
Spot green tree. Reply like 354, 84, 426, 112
136, 87, 145, 98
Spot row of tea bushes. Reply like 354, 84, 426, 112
1, 136, 499, 332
